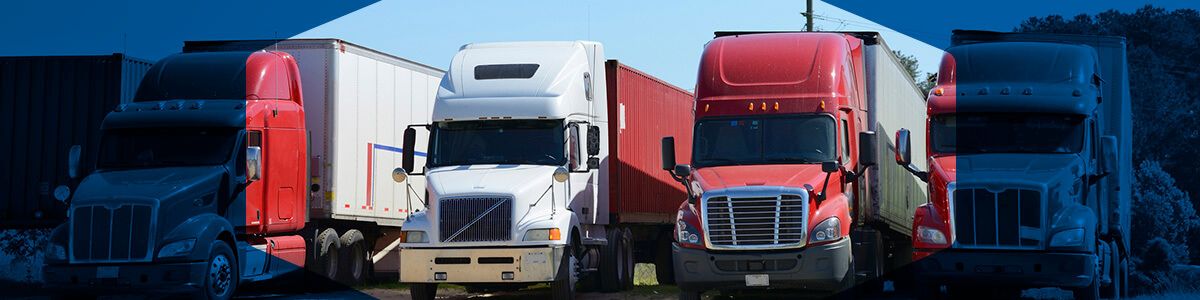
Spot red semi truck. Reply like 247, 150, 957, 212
661, 32, 928, 298
42, 39, 442, 299
897, 30, 1132, 299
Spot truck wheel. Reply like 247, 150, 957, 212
313, 228, 341, 283
338, 229, 368, 285
197, 241, 237, 300
551, 244, 579, 300
410, 283, 438, 300
1073, 276, 1101, 300
654, 235, 675, 285
1104, 240, 1123, 299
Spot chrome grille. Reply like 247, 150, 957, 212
439, 197, 512, 243
704, 194, 807, 249
71, 204, 153, 262
952, 187, 1043, 249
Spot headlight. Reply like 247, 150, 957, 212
45, 242, 67, 261
157, 239, 196, 258
1050, 228, 1085, 248
916, 226, 948, 245
675, 220, 702, 246
522, 228, 562, 241
810, 217, 841, 243
401, 231, 429, 243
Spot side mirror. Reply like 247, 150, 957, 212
821, 161, 839, 173
1099, 135, 1117, 176
661, 137, 677, 171
401, 128, 417, 173
246, 146, 263, 181
392, 167, 408, 183
587, 157, 599, 170
673, 164, 692, 178
67, 145, 82, 179
858, 131, 877, 167
894, 128, 912, 166
587, 125, 600, 156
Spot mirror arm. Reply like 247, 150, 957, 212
817, 172, 832, 202
902, 163, 929, 182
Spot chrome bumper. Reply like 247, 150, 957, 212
400, 246, 562, 283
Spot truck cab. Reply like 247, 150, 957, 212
393, 41, 608, 300
42, 51, 308, 299
897, 31, 1131, 299
663, 32, 876, 298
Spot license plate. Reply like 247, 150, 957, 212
745, 274, 769, 287
96, 266, 119, 279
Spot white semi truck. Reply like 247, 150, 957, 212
390, 41, 695, 299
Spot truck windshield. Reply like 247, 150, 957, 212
692, 115, 836, 168
97, 127, 239, 169
931, 113, 1085, 154
429, 120, 565, 167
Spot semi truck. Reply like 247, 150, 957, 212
894, 30, 1131, 299
389, 41, 695, 300
661, 31, 928, 299
42, 39, 442, 299
1, 54, 151, 229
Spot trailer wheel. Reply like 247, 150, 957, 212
313, 228, 341, 283
618, 227, 634, 290
410, 283, 437, 300
197, 241, 237, 300
1104, 240, 1124, 299
598, 227, 633, 292
551, 243, 578, 300
338, 229, 368, 285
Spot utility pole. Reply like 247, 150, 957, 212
805, 0, 814, 31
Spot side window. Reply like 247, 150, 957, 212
569, 124, 581, 170
841, 119, 851, 160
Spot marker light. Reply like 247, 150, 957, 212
760, 102, 766, 111
774, 102, 780, 111
933, 88, 944, 96
748, 103, 754, 111
820, 101, 826, 110
705, 104, 710, 112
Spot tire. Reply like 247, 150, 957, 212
551, 244, 579, 300
654, 235, 675, 285
1105, 240, 1123, 299
410, 283, 438, 300
338, 229, 368, 285
598, 227, 629, 292
1072, 275, 1101, 300
618, 227, 634, 290
196, 241, 237, 300
678, 288, 702, 300
312, 228, 341, 284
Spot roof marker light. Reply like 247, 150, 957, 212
761, 102, 766, 111
820, 101, 826, 110
705, 104, 710, 112
1023, 88, 1033, 95
748, 103, 754, 111
933, 88, 944, 96
774, 102, 780, 111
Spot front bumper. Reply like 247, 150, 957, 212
913, 249, 1096, 288
43, 261, 207, 294
400, 246, 563, 283
673, 237, 852, 292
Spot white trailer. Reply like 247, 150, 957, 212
183, 39, 443, 280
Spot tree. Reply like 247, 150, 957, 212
892, 50, 934, 96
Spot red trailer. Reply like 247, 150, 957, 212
605, 60, 695, 284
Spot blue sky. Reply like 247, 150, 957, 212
296, 0, 945, 90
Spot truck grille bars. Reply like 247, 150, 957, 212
70, 204, 154, 262
439, 196, 513, 243
951, 188, 1043, 249
704, 194, 808, 249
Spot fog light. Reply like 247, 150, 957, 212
501, 272, 515, 280
434, 272, 448, 281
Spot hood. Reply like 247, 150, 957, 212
693, 164, 828, 192
427, 164, 559, 198
74, 166, 226, 205
936, 154, 1083, 186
